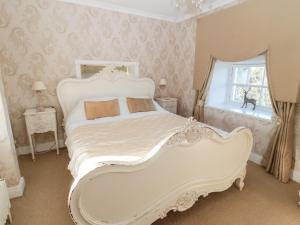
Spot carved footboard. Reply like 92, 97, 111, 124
68, 121, 253, 225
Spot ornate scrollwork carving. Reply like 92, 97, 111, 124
167, 117, 215, 146
156, 168, 247, 222
175, 191, 200, 211
158, 191, 201, 219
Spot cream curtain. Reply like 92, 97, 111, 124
192, 0, 300, 183
263, 101, 296, 183
193, 57, 215, 122
262, 54, 296, 183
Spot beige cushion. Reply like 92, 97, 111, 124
84, 99, 120, 120
127, 97, 155, 113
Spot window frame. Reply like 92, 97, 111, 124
227, 63, 272, 111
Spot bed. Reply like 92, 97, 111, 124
57, 72, 253, 225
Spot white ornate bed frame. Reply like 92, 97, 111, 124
57, 73, 253, 225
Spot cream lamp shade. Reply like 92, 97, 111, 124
32, 81, 46, 91
159, 78, 167, 86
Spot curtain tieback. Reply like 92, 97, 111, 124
271, 115, 281, 126
197, 99, 205, 107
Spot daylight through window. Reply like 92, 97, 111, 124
229, 64, 272, 108
206, 56, 273, 119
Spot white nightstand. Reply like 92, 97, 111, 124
0, 179, 11, 224
24, 107, 59, 161
155, 97, 178, 114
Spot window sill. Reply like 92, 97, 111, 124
205, 103, 273, 121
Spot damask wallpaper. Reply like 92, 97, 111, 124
205, 106, 300, 176
0, 0, 299, 187
204, 107, 278, 156
0, 0, 197, 186
0, 0, 196, 146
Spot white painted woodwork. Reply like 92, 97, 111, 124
0, 179, 12, 224
57, 73, 155, 120
60, 0, 246, 22
24, 108, 59, 160
0, 72, 23, 198
57, 74, 253, 225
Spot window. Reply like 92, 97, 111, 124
229, 64, 272, 109
206, 56, 273, 120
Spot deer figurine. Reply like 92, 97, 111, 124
241, 88, 256, 110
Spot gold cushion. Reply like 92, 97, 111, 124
84, 99, 120, 120
127, 97, 155, 113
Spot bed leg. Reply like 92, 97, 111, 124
235, 177, 245, 191
235, 167, 246, 191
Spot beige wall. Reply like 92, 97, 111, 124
0, 0, 196, 149
194, 0, 300, 103
193, 0, 300, 176
295, 105, 300, 172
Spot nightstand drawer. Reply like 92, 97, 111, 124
26, 113, 56, 133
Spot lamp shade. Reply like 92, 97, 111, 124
32, 81, 46, 91
159, 78, 167, 86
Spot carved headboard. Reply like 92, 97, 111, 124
57, 73, 155, 119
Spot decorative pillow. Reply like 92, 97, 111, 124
126, 97, 156, 113
84, 99, 120, 120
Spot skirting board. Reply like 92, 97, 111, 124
249, 152, 263, 165
249, 152, 300, 183
8, 177, 25, 199
292, 170, 300, 184
17, 139, 65, 156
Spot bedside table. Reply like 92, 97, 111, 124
24, 107, 59, 161
155, 97, 178, 114
0, 179, 11, 224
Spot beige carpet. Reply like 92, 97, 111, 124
11, 149, 300, 225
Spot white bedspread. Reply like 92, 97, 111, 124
66, 112, 189, 178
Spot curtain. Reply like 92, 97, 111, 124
262, 53, 296, 183
263, 101, 296, 183
193, 57, 215, 122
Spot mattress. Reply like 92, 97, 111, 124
65, 107, 227, 179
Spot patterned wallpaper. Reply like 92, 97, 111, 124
205, 106, 300, 175
0, 0, 196, 149
204, 106, 278, 157
0, 0, 299, 186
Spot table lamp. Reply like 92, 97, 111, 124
159, 78, 167, 87
32, 81, 46, 112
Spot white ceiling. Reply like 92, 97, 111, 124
61, 0, 246, 22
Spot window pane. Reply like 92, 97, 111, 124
233, 66, 248, 84
232, 85, 244, 104
261, 88, 272, 107
263, 73, 269, 86
249, 67, 264, 85
246, 87, 261, 104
